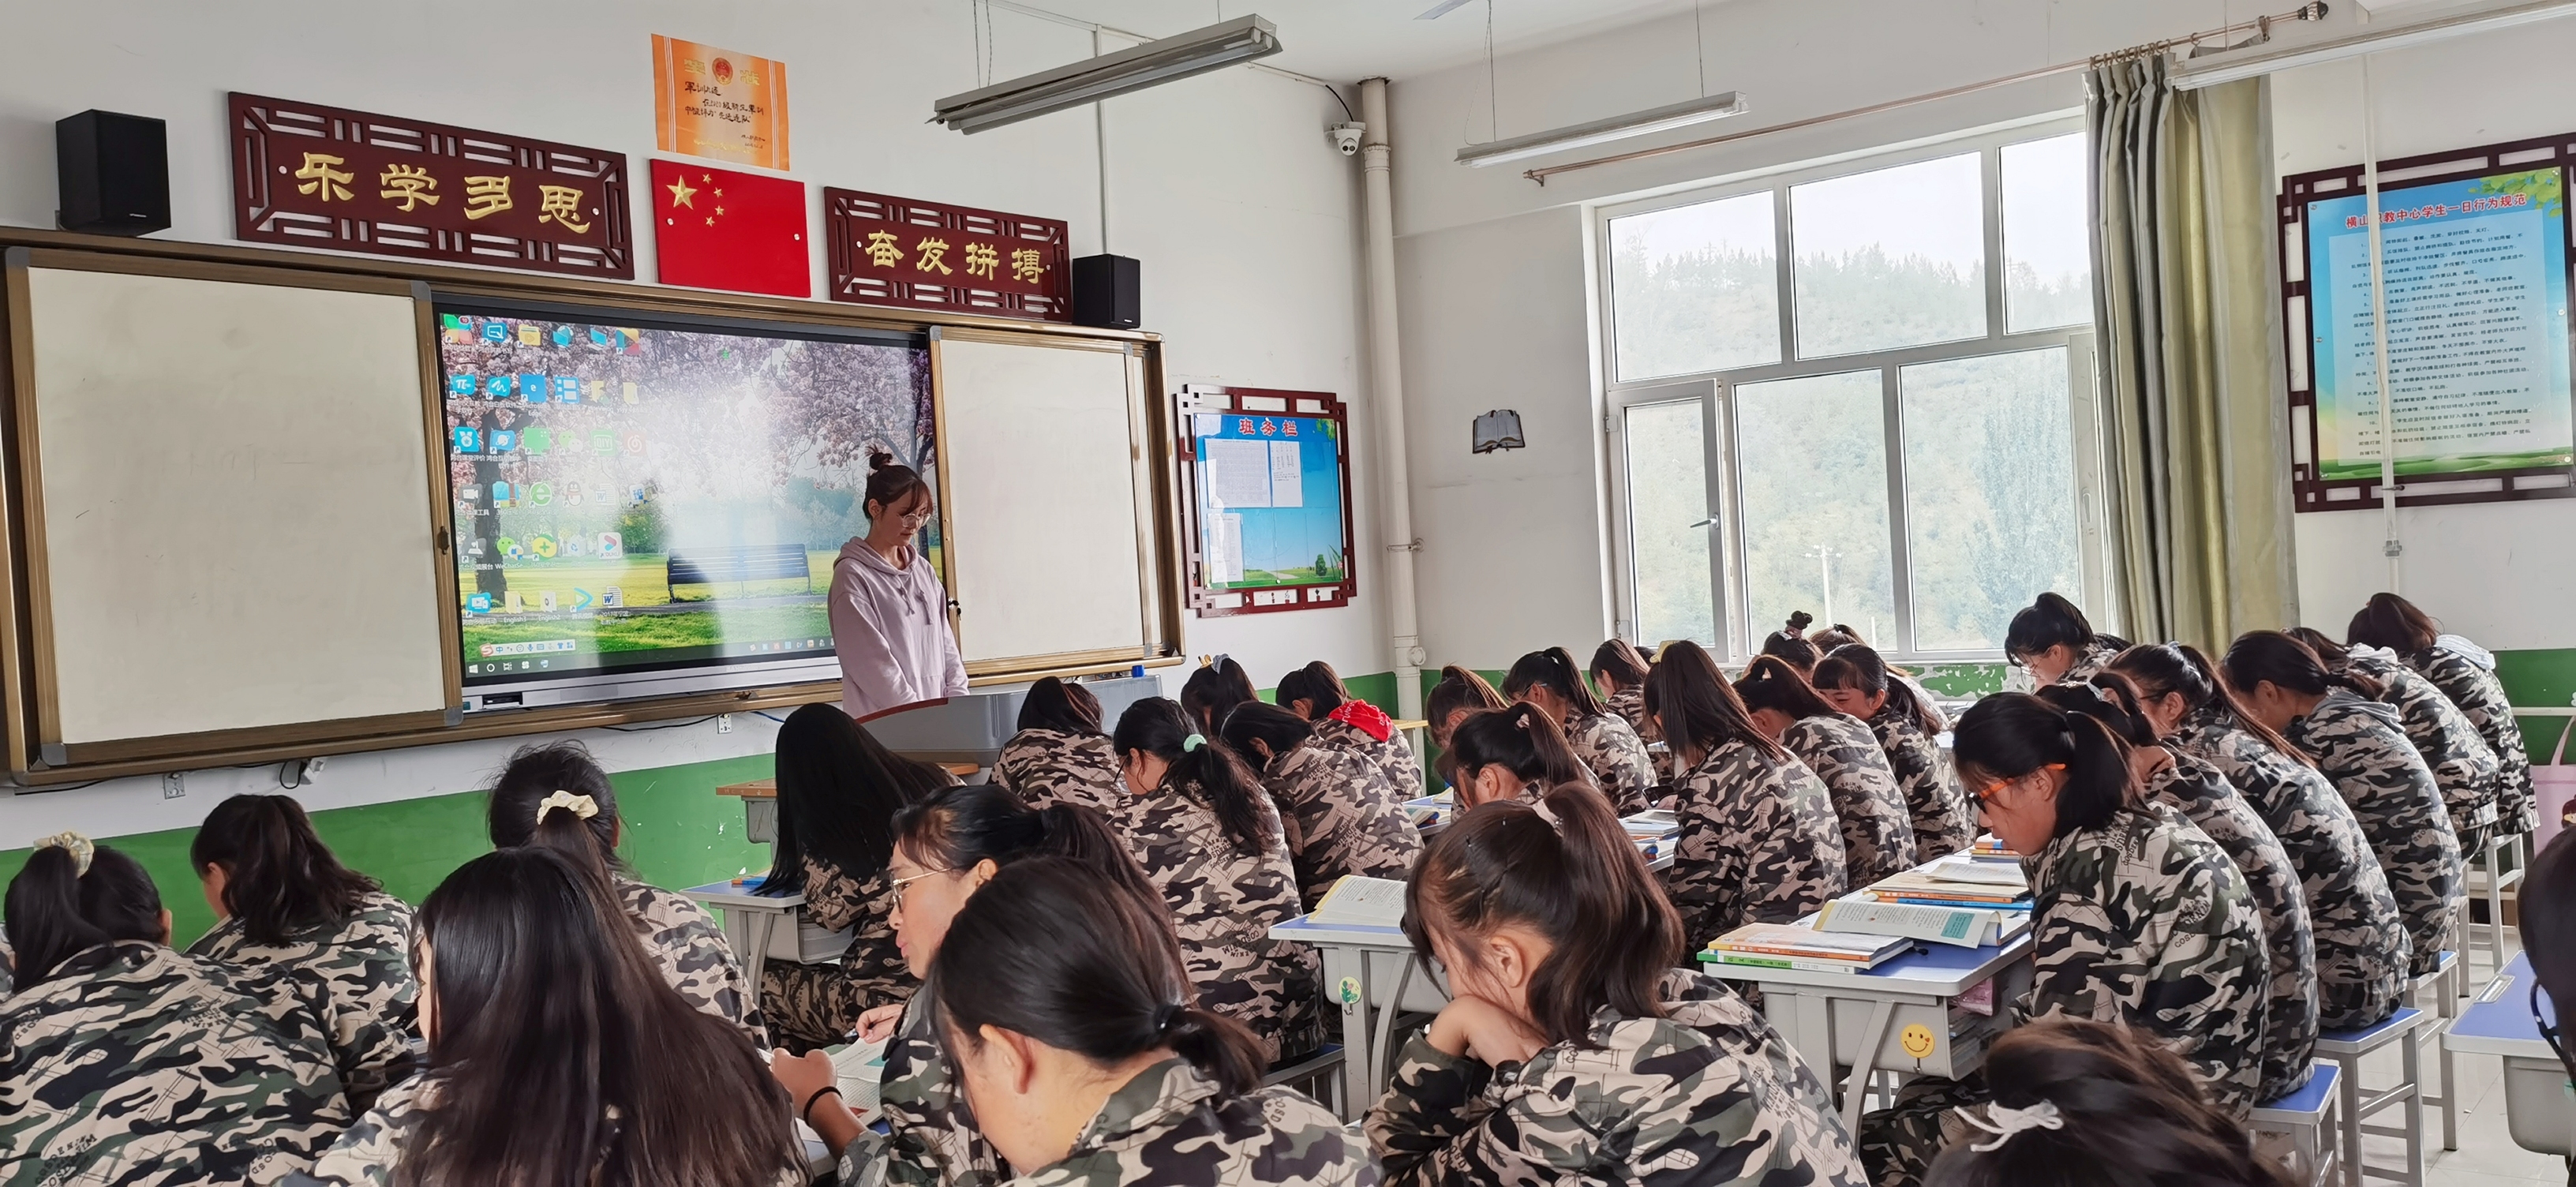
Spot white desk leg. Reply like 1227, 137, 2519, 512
1321, 943, 1372, 1123
1841, 998, 1898, 1138
743, 908, 779, 1005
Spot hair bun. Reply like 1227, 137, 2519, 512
867, 449, 896, 472
1785, 610, 1814, 633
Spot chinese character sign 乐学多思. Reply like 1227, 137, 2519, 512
230, 93, 632, 279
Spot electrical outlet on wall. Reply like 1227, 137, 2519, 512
163, 772, 185, 799
718, 713, 734, 734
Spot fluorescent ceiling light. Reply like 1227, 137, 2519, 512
2175, 0, 2576, 88
1417, 0, 1477, 17
934, 14, 1282, 133
1456, 92, 1748, 167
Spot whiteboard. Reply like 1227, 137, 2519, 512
935, 336, 1148, 665
21, 264, 451, 747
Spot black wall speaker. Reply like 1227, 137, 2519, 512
1072, 253, 1140, 329
57, 110, 170, 237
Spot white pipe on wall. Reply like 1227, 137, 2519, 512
1359, 77, 1425, 717
2361, 54, 2403, 593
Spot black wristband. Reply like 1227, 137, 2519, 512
802, 1084, 842, 1124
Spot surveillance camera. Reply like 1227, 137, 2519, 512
1330, 122, 1365, 155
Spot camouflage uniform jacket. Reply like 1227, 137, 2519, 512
2286, 691, 2463, 979
1, 941, 356, 1187
2143, 751, 2319, 1102
2410, 643, 2537, 835
185, 889, 419, 1111
1865, 706, 1972, 863
1009, 1058, 1371, 1186
290, 1074, 807, 1187
1265, 740, 1425, 910
2347, 646, 2501, 846
1366, 968, 1865, 1187
1605, 686, 1651, 737
2173, 711, 2406, 1031
615, 874, 767, 1048
762, 857, 915, 1053
837, 994, 1004, 1187
2019, 802, 2271, 1114
1316, 715, 1425, 802
991, 728, 1127, 816
2057, 638, 2125, 686
1667, 738, 1850, 949
1564, 710, 1658, 814
1124, 779, 1321, 1062
1782, 713, 1919, 888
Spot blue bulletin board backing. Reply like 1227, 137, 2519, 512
1174, 386, 1356, 616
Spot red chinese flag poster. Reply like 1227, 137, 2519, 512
650, 159, 809, 297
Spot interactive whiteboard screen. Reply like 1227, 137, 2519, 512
20, 264, 450, 745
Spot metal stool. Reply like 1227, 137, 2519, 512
1264, 1043, 1347, 1113
2252, 1061, 2344, 1187
2313, 1006, 2429, 1187
2402, 951, 2462, 1151
2473, 829, 2529, 976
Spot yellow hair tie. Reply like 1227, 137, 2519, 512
536, 790, 600, 822
34, 831, 95, 876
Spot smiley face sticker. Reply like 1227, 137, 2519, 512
1899, 1023, 1938, 1059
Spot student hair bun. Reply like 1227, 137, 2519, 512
1784, 611, 1814, 635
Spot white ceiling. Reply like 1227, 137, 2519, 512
998, 0, 1706, 84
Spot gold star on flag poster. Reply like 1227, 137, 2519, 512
666, 176, 696, 208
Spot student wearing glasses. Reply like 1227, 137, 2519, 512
831, 450, 968, 719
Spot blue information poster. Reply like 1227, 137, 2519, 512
2305, 167, 2576, 480
1190, 410, 1346, 590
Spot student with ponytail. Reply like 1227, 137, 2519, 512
486, 740, 766, 1048
1814, 644, 1974, 861
2109, 642, 2408, 1032
1735, 656, 1919, 886
1179, 654, 1258, 735
1445, 702, 1593, 810
2003, 592, 2129, 686
1647, 641, 1848, 947
756, 703, 952, 1050
296, 847, 804, 1187
1366, 784, 1863, 1185
189, 793, 418, 1109
1223, 700, 1422, 909
1504, 646, 1657, 813
2040, 676, 2320, 1104
1922, 1018, 2295, 1187
2226, 630, 2462, 979
1587, 638, 1656, 737
929, 858, 1369, 1185
1809, 624, 1949, 731
2287, 624, 2502, 853
770, 786, 1164, 1187
1424, 665, 1508, 790
1858, 693, 2267, 1187
990, 676, 1125, 815
1762, 610, 1824, 672
1112, 697, 1320, 1062
3, 835, 360, 1185
1277, 659, 1423, 799
2349, 591, 2537, 835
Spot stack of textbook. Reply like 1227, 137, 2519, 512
1699, 922, 1912, 975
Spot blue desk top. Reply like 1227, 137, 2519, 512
682, 878, 803, 908
1717, 930, 2035, 997
2449, 953, 2557, 1059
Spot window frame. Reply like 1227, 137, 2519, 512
1597, 118, 2112, 665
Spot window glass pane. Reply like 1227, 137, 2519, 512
1791, 153, 1986, 358
2002, 134, 2093, 331
1900, 347, 2082, 651
1735, 371, 1896, 651
1608, 193, 1782, 381
1623, 401, 1717, 647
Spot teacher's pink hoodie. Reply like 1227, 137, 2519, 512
829, 537, 968, 719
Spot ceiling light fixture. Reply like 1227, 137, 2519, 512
1417, 0, 1477, 17
1455, 91, 1748, 167
932, 14, 1282, 133
2175, 0, 2576, 88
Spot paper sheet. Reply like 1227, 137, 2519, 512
1268, 439, 1304, 508
1208, 513, 1244, 584
1204, 438, 1272, 508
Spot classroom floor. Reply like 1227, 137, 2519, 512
2361, 935, 2570, 1187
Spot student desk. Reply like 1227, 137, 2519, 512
682, 878, 854, 993
717, 769, 979, 844
1267, 838, 1676, 1120
2443, 953, 2575, 1155
1716, 929, 2036, 1136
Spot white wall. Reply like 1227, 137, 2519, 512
1381, 0, 2576, 664
0, 0, 1378, 844
2271, 30, 2576, 651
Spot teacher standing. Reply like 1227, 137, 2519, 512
830, 451, 968, 719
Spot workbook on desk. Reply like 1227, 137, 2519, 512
1819, 896, 2031, 949
1307, 875, 1410, 928
1622, 809, 1679, 837
1702, 922, 1911, 973
1860, 867, 2032, 910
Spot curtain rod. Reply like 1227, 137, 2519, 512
1520, 2, 2327, 185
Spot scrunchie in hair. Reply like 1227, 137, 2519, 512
33, 830, 93, 876
537, 790, 600, 822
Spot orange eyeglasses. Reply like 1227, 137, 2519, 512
1973, 762, 2065, 803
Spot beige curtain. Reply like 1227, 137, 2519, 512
2089, 55, 2297, 653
